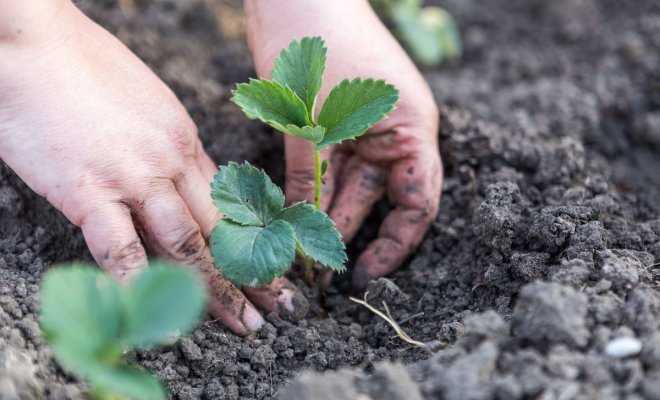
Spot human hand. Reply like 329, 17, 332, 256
0, 0, 305, 335
245, 0, 442, 288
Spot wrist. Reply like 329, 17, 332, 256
0, 0, 82, 114
0, 0, 73, 46
244, 0, 374, 73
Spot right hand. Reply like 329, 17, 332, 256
0, 0, 306, 335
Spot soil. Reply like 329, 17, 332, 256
1, 0, 660, 399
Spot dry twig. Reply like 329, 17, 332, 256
349, 292, 428, 349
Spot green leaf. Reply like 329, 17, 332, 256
272, 36, 327, 117
123, 263, 206, 347
211, 162, 285, 226
48, 336, 117, 384
231, 79, 312, 137
431, 7, 461, 59
317, 78, 399, 149
211, 219, 296, 287
320, 160, 329, 177
40, 266, 122, 372
393, 5, 461, 66
293, 125, 326, 142
277, 202, 347, 272
90, 365, 166, 400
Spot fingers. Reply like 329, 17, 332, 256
330, 145, 350, 186
135, 185, 264, 336
328, 156, 387, 242
284, 135, 334, 210
201, 257, 267, 336
195, 144, 218, 184
79, 203, 147, 283
191, 146, 310, 325
352, 152, 442, 288
242, 277, 309, 321
176, 169, 220, 240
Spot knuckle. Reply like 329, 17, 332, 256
285, 169, 316, 200
286, 168, 316, 187
102, 239, 147, 279
167, 116, 199, 159
162, 224, 206, 263
357, 164, 386, 192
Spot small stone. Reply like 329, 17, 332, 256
605, 337, 642, 358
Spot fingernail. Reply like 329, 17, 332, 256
278, 288, 295, 312
242, 304, 265, 332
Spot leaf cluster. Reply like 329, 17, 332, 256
39, 263, 206, 400
231, 36, 400, 148
211, 162, 346, 287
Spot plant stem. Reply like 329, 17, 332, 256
297, 244, 315, 285
314, 148, 322, 210
300, 147, 323, 285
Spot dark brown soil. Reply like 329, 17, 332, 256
1, 0, 660, 399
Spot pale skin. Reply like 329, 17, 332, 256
0, 0, 441, 335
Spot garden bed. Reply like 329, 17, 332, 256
1, 0, 659, 398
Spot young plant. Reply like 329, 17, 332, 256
370, 0, 461, 67
39, 263, 206, 400
211, 36, 399, 286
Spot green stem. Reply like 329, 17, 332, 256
297, 244, 315, 285
300, 147, 323, 285
314, 148, 322, 210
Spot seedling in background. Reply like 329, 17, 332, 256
370, 0, 461, 67
39, 263, 206, 400
211, 36, 399, 286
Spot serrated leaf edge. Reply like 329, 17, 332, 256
211, 161, 286, 227
276, 201, 347, 272
272, 36, 328, 120
317, 77, 400, 149
230, 78, 312, 130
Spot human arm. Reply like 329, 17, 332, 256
0, 0, 304, 334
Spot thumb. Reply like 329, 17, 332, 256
284, 135, 334, 211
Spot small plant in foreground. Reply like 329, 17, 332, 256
211, 36, 399, 286
39, 263, 206, 400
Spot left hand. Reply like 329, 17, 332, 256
245, 0, 442, 288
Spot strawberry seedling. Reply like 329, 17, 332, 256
39, 263, 206, 400
211, 36, 399, 286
